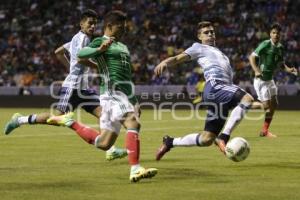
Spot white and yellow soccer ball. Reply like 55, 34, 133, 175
225, 137, 250, 162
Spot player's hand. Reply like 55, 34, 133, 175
290, 67, 298, 76
254, 71, 262, 79
154, 62, 167, 76
97, 37, 115, 53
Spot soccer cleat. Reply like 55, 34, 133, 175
155, 135, 174, 161
4, 113, 22, 135
47, 112, 74, 127
106, 148, 128, 161
192, 96, 202, 104
215, 138, 226, 154
129, 167, 158, 183
260, 131, 277, 138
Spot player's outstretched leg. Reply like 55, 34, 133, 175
48, 113, 128, 161
4, 113, 23, 135
47, 112, 75, 126
156, 135, 174, 161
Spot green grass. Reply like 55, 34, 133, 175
0, 108, 300, 200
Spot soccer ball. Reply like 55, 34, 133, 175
225, 137, 250, 162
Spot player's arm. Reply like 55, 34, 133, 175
55, 44, 69, 68
78, 38, 114, 59
154, 53, 191, 76
248, 52, 262, 78
249, 41, 269, 78
283, 63, 298, 76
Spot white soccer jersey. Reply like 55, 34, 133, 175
63, 42, 71, 52
62, 31, 91, 90
185, 42, 233, 84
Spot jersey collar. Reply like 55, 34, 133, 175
270, 39, 281, 47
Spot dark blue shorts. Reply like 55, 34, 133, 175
202, 80, 246, 135
56, 87, 100, 114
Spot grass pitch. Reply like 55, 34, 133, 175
0, 108, 300, 200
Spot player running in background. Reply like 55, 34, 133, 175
47, 10, 158, 182
154, 21, 254, 160
3, 9, 127, 161
249, 23, 298, 138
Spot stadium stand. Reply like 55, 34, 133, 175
0, 0, 299, 90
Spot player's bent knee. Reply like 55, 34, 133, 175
94, 133, 116, 151
123, 113, 140, 131
95, 141, 113, 151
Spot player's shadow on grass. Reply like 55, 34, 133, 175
157, 167, 230, 183
0, 181, 84, 191
241, 162, 300, 169
141, 158, 183, 164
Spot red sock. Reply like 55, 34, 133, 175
70, 122, 100, 144
262, 117, 272, 133
126, 130, 140, 165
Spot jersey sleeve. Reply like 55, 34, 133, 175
63, 42, 71, 52
78, 38, 103, 58
88, 37, 103, 48
184, 43, 202, 60
254, 40, 268, 57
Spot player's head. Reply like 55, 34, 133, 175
270, 23, 281, 44
197, 21, 216, 46
103, 10, 127, 39
80, 9, 98, 36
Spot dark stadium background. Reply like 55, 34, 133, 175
0, 0, 299, 107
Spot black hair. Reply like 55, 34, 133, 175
270, 23, 282, 32
103, 10, 127, 28
80, 9, 98, 21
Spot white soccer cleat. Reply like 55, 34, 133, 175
106, 148, 128, 161
129, 166, 158, 183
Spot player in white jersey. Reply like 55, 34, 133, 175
154, 21, 254, 161
3, 9, 127, 161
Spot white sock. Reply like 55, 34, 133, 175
173, 133, 200, 147
223, 104, 248, 136
106, 145, 116, 153
131, 164, 141, 172
17, 114, 37, 125
17, 116, 29, 125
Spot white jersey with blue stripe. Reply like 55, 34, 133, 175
184, 42, 233, 84
62, 31, 91, 90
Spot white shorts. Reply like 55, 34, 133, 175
253, 78, 278, 101
99, 91, 135, 134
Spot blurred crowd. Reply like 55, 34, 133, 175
0, 0, 299, 88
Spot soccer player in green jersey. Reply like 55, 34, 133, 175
3, 9, 127, 161
249, 23, 298, 137
48, 10, 158, 182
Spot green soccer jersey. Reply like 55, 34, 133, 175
78, 36, 137, 105
254, 39, 284, 81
